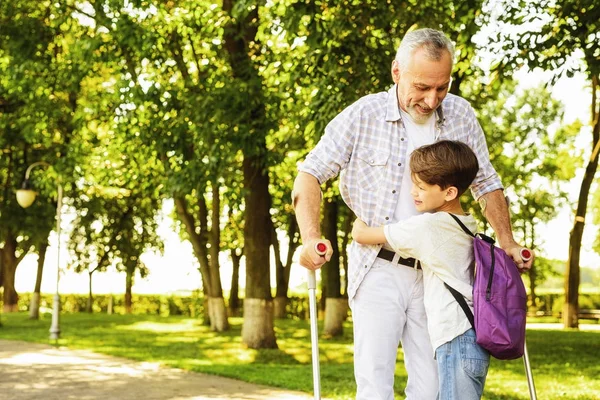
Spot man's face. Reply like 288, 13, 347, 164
391, 48, 452, 124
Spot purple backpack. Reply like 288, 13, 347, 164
446, 213, 527, 360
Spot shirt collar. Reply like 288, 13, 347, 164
385, 84, 446, 128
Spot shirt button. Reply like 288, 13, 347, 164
401, 137, 405, 141
385, 217, 389, 220
364, 265, 368, 268
397, 162, 402, 166
392, 190, 396, 194
370, 160, 374, 164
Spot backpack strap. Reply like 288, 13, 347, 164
448, 213, 475, 237
444, 283, 475, 332
446, 213, 476, 330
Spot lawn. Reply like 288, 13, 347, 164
0, 312, 598, 399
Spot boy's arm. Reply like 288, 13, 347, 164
352, 219, 385, 245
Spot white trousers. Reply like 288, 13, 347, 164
350, 257, 438, 400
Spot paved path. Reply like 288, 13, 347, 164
0, 340, 316, 400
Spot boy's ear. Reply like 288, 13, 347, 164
445, 186, 459, 201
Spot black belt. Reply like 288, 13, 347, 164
377, 248, 421, 269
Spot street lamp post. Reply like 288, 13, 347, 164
16, 161, 63, 341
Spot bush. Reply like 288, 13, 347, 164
11, 290, 599, 319
13, 292, 206, 317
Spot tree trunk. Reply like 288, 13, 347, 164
322, 194, 344, 337
241, 155, 277, 348
125, 267, 133, 314
564, 75, 600, 329
222, 0, 277, 349
29, 242, 48, 319
324, 298, 348, 337
274, 220, 299, 319
87, 271, 94, 313
208, 296, 228, 331
273, 296, 287, 319
273, 224, 286, 319
527, 223, 537, 310
229, 249, 242, 317
1, 235, 20, 312
174, 193, 212, 326
201, 286, 210, 326
528, 263, 537, 309
107, 294, 114, 315
242, 298, 276, 348
208, 182, 228, 331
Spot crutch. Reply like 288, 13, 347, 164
522, 340, 537, 399
520, 248, 537, 400
505, 196, 537, 399
308, 242, 328, 400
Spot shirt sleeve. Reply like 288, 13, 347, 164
297, 103, 358, 184
383, 214, 433, 261
464, 104, 504, 200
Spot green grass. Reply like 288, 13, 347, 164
0, 312, 599, 399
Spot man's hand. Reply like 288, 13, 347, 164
299, 238, 333, 271
502, 241, 534, 272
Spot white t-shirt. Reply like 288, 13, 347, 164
384, 212, 477, 355
393, 109, 436, 222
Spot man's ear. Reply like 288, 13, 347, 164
445, 186, 459, 201
391, 60, 401, 84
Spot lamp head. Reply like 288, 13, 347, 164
16, 179, 37, 208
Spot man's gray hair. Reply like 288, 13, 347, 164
395, 28, 455, 71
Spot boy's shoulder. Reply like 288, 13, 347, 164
399, 212, 443, 229
416, 212, 477, 230
391, 212, 476, 231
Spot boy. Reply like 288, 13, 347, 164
352, 140, 490, 400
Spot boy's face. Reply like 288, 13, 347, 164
410, 175, 452, 212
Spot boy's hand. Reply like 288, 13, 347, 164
352, 219, 367, 242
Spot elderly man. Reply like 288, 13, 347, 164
292, 28, 533, 399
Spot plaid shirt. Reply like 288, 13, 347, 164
298, 85, 503, 301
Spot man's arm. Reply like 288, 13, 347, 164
479, 189, 534, 270
292, 172, 332, 270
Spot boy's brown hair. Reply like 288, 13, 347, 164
409, 140, 479, 196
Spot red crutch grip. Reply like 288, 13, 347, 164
520, 248, 532, 262
315, 242, 327, 256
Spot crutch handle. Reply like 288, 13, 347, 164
520, 248, 532, 262
314, 242, 328, 256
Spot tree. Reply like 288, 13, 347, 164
0, 0, 90, 312
221, 0, 279, 348
492, 0, 600, 328
76, 0, 234, 330
473, 81, 581, 306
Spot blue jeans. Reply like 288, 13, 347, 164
435, 329, 490, 400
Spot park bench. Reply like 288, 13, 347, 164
578, 309, 600, 321
528, 309, 600, 321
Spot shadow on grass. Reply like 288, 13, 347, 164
1, 313, 598, 399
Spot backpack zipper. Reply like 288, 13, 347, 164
486, 243, 496, 301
